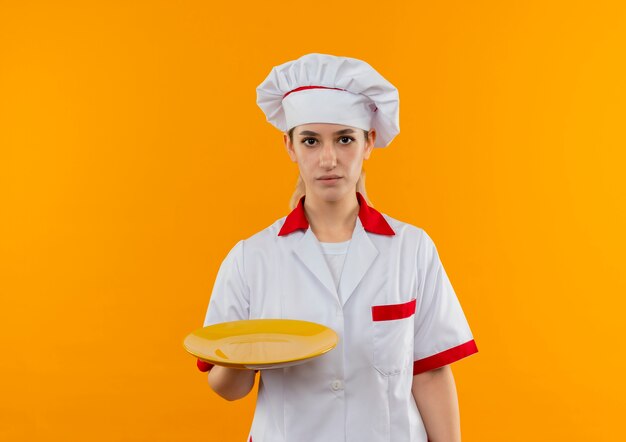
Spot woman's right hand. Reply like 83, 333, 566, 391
207, 365, 257, 401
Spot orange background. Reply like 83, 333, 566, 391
1, 1, 625, 441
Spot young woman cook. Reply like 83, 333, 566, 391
197, 53, 479, 442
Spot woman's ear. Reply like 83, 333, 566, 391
363, 129, 376, 160
284, 133, 297, 163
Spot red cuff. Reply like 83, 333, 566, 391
196, 359, 260, 374
197, 359, 214, 372
413, 339, 478, 375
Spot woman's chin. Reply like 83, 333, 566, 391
312, 185, 354, 202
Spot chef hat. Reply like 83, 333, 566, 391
256, 53, 399, 148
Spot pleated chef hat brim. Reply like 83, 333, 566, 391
256, 53, 399, 148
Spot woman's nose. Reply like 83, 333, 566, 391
319, 143, 337, 168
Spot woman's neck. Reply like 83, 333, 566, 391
303, 192, 359, 242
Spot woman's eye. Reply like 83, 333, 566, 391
339, 136, 355, 144
302, 138, 317, 146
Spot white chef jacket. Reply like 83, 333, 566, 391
199, 192, 478, 442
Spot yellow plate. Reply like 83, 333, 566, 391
183, 319, 338, 370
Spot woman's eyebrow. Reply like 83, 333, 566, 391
298, 128, 356, 136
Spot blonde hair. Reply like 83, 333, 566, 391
289, 168, 373, 210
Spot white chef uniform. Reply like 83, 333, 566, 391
199, 192, 478, 442
196, 52, 478, 442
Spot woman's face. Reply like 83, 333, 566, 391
284, 123, 376, 202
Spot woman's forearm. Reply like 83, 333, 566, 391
411, 365, 461, 442
208, 365, 256, 401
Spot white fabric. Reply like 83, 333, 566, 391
256, 53, 400, 148
283, 88, 374, 134
203, 215, 475, 442
319, 239, 351, 296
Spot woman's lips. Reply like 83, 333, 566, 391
319, 179, 340, 185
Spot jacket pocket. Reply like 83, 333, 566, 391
371, 298, 416, 376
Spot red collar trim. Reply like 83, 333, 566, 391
278, 192, 395, 236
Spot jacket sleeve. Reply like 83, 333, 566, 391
197, 240, 250, 372
412, 230, 478, 375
